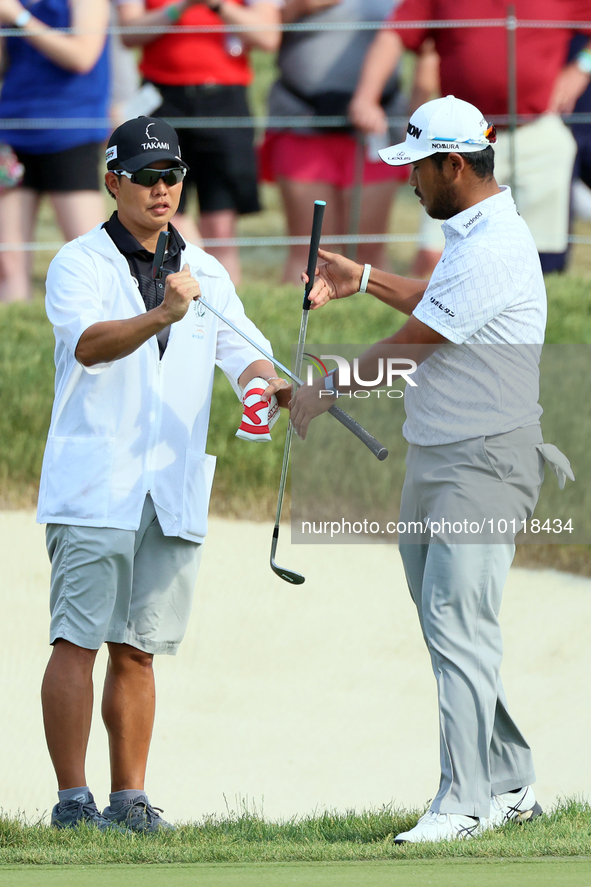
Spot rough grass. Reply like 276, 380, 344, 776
1, 273, 591, 571
2, 273, 589, 511
0, 799, 590, 865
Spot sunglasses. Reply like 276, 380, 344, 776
115, 167, 186, 187
485, 124, 497, 144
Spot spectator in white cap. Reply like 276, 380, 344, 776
289, 94, 574, 844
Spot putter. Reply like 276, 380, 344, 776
269, 200, 327, 585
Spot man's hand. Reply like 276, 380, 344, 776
289, 377, 334, 439
262, 377, 292, 409
304, 248, 365, 308
282, 0, 340, 22
160, 263, 201, 324
348, 94, 388, 135
548, 62, 591, 114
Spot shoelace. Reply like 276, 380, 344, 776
67, 799, 108, 823
128, 800, 165, 825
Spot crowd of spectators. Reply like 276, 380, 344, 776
0, 0, 590, 300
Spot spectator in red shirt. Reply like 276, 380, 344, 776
349, 0, 591, 275
118, 0, 281, 285
260, 0, 438, 285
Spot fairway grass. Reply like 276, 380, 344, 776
1, 800, 590, 867
3, 859, 591, 887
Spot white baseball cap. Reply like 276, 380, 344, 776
378, 95, 496, 166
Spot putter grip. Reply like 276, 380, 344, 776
304, 200, 326, 311
328, 405, 388, 461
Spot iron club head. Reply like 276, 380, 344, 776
270, 532, 305, 584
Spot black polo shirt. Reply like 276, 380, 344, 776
103, 211, 186, 358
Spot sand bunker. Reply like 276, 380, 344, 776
1, 511, 589, 823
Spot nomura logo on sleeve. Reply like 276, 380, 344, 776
142, 122, 170, 151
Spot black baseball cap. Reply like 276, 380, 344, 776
105, 116, 189, 172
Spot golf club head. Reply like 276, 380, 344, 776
270, 533, 305, 585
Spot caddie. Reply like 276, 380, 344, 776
37, 116, 289, 832
290, 96, 574, 843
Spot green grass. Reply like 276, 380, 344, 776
4, 860, 591, 887
1, 799, 590, 866
2, 274, 591, 583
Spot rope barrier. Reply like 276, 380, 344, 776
0, 13, 589, 257
3, 233, 591, 252
2, 113, 591, 130
2, 19, 591, 36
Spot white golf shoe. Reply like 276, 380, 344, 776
489, 786, 543, 826
394, 810, 490, 844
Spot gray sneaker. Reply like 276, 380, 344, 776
102, 796, 174, 833
51, 793, 126, 831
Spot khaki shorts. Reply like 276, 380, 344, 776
419, 114, 577, 253
46, 495, 202, 655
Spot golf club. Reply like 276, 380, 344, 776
269, 199, 327, 584
152, 229, 169, 279
196, 294, 388, 461
152, 231, 388, 460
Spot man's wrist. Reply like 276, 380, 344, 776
359, 264, 372, 293
164, 2, 183, 23
575, 48, 591, 76
14, 7, 32, 27
323, 370, 340, 398
153, 301, 175, 327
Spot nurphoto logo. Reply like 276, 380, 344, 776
304, 352, 418, 399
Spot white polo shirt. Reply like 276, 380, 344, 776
403, 187, 547, 446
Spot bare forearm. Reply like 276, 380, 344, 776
363, 266, 428, 315
238, 359, 276, 388
281, 0, 306, 22
239, 359, 291, 407
355, 29, 403, 103
75, 307, 171, 366
118, 0, 194, 47
16, 0, 109, 73
329, 321, 443, 396
218, 1, 280, 51
409, 39, 439, 113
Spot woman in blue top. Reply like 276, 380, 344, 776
0, 0, 109, 302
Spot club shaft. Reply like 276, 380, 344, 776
152, 230, 169, 280
198, 296, 303, 385
270, 201, 326, 584
273, 420, 294, 529
198, 295, 388, 461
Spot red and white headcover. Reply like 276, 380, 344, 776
236, 376, 280, 442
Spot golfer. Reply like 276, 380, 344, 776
290, 95, 573, 843
37, 116, 288, 832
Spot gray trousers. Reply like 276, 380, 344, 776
398, 426, 545, 818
